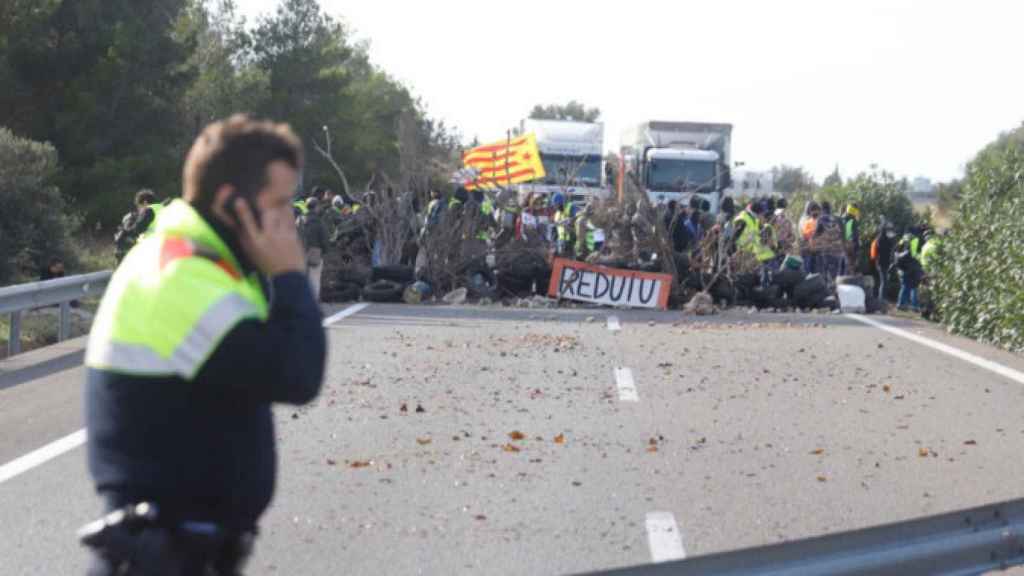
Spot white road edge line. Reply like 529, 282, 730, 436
615, 367, 639, 402
0, 303, 370, 486
0, 429, 87, 485
848, 314, 1024, 386
645, 511, 686, 563
607, 316, 622, 331
323, 302, 371, 327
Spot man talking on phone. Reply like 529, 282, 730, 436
80, 115, 326, 575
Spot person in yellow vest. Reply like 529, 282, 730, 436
292, 196, 309, 218
574, 204, 603, 260
551, 193, 573, 256
81, 115, 325, 574
732, 201, 776, 285
919, 229, 942, 275
472, 190, 495, 242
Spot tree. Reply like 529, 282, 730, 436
823, 165, 843, 188
931, 122, 1024, 352
935, 179, 963, 214
0, 0, 462, 236
771, 165, 817, 195
0, 0, 197, 226
528, 100, 601, 123
0, 128, 80, 283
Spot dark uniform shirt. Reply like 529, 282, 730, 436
86, 272, 326, 530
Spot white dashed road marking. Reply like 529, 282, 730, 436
0, 429, 86, 485
615, 367, 639, 402
323, 302, 371, 327
645, 511, 686, 562
0, 303, 371, 486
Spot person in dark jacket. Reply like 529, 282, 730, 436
300, 197, 329, 301
874, 221, 897, 300
669, 205, 690, 253
892, 233, 923, 311
83, 115, 326, 575
663, 200, 679, 232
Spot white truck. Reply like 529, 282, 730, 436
620, 121, 733, 213
517, 118, 607, 205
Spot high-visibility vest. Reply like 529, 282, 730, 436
293, 199, 309, 216
476, 199, 495, 241
910, 236, 921, 259
801, 217, 817, 240
844, 218, 856, 242
555, 203, 573, 242
86, 200, 269, 380
734, 210, 775, 262
920, 238, 940, 272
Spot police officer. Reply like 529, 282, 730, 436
82, 115, 326, 575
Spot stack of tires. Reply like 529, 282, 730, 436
792, 273, 829, 309
361, 265, 415, 303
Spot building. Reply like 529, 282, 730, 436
730, 170, 775, 196
911, 177, 934, 197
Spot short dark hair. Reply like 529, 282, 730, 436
135, 189, 156, 206
701, 199, 711, 212
183, 115, 303, 212
720, 196, 736, 215
689, 195, 701, 210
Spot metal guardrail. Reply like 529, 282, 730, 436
582, 497, 1024, 576
0, 271, 113, 357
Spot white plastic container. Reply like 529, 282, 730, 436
837, 284, 866, 313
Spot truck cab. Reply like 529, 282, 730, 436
621, 121, 732, 213
517, 119, 608, 206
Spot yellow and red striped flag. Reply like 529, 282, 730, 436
462, 133, 546, 190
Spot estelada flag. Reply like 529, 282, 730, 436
462, 133, 546, 190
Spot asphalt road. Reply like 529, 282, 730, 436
2, 304, 1024, 575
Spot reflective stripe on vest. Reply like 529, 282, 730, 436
86, 200, 268, 379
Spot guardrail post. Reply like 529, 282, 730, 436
8, 311, 21, 356
59, 302, 71, 342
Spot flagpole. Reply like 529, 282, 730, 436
505, 129, 512, 194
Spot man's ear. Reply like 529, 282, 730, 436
210, 184, 238, 229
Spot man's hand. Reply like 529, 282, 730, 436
234, 198, 305, 276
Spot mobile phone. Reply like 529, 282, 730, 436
225, 192, 262, 228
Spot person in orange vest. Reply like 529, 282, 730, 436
798, 201, 821, 273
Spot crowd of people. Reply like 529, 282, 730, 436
114, 180, 944, 312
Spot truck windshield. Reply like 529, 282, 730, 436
647, 158, 716, 192
540, 154, 602, 186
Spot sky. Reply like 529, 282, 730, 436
238, 0, 1024, 183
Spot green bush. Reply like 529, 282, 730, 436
931, 125, 1024, 353
0, 127, 80, 285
